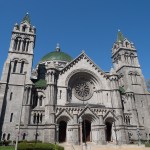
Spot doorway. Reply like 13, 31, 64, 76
82, 120, 91, 142
105, 121, 112, 142
59, 121, 67, 142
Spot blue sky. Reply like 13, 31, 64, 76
0, 0, 150, 79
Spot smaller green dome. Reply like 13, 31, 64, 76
41, 51, 73, 62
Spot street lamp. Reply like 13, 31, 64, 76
137, 127, 141, 146
56, 125, 59, 143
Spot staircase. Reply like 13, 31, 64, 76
59, 142, 150, 150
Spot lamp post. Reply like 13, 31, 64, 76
79, 117, 83, 150
137, 127, 141, 146
55, 124, 59, 150
56, 124, 59, 143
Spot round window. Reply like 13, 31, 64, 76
73, 80, 93, 100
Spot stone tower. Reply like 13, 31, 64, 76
0, 13, 36, 140
112, 30, 150, 140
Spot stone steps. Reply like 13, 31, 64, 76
59, 143, 150, 150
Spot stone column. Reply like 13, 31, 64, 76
44, 67, 58, 143
96, 112, 106, 144
70, 111, 79, 145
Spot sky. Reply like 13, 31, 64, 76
0, 0, 150, 79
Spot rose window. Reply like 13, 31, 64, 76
73, 81, 93, 100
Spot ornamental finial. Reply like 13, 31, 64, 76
117, 29, 124, 42
56, 43, 60, 52
22, 12, 31, 24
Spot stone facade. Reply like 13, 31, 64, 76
0, 14, 150, 145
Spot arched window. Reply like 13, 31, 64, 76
130, 53, 134, 64
128, 116, 130, 125
142, 117, 144, 124
17, 39, 21, 51
10, 92, 13, 101
7, 133, 10, 140
39, 96, 43, 106
13, 60, 18, 73
22, 39, 29, 52
35, 95, 38, 106
22, 40, 26, 51
26, 41, 29, 52
22, 133, 26, 140
20, 61, 25, 74
22, 25, 26, 32
13, 39, 18, 50
60, 90, 62, 99
37, 113, 40, 124
10, 113, 13, 122
141, 100, 143, 107
33, 113, 36, 124
26, 88, 30, 104
124, 52, 129, 63
2, 133, 6, 140
40, 114, 42, 123
106, 93, 109, 102
125, 42, 129, 47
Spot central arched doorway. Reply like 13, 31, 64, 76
59, 121, 67, 142
82, 120, 91, 142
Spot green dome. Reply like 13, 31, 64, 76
41, 51, 73, 62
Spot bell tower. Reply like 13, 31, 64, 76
111, 31, 150, 138
0, 13, 36, 139
111, 30, 147, 91
1, 13, 36, 82
112, 30, 140, 72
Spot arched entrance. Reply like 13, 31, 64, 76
105, 121, 112, 142
105, 117, 115, 142
82, 120, 91, 142
59, 121, 67, 142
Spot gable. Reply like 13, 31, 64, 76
57, 52, 109, 89
78, 106, 99, 120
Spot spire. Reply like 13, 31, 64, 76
117, 29, 124, 42
55, 43, 61, 52
22, 12, 31, 24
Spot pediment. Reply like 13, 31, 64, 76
78, 106, 98, 119
56, 108, 73, 120
103, 110, 118, 121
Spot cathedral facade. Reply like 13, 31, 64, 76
0, 14, 150, 145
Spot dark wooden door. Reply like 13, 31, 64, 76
82, 120, 91, 142
106, 122, 112, 141
59, 121, 67, 142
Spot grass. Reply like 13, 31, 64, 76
0, 146, 15, 150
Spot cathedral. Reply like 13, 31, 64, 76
0, 13, 150, 145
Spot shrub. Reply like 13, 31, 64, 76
18, 142, 64, 150
145, 143, 150, 147
27, 140, 42, 143
0, 141, 3, 146
19, 140, 28, 143
2, 140, 12, 146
